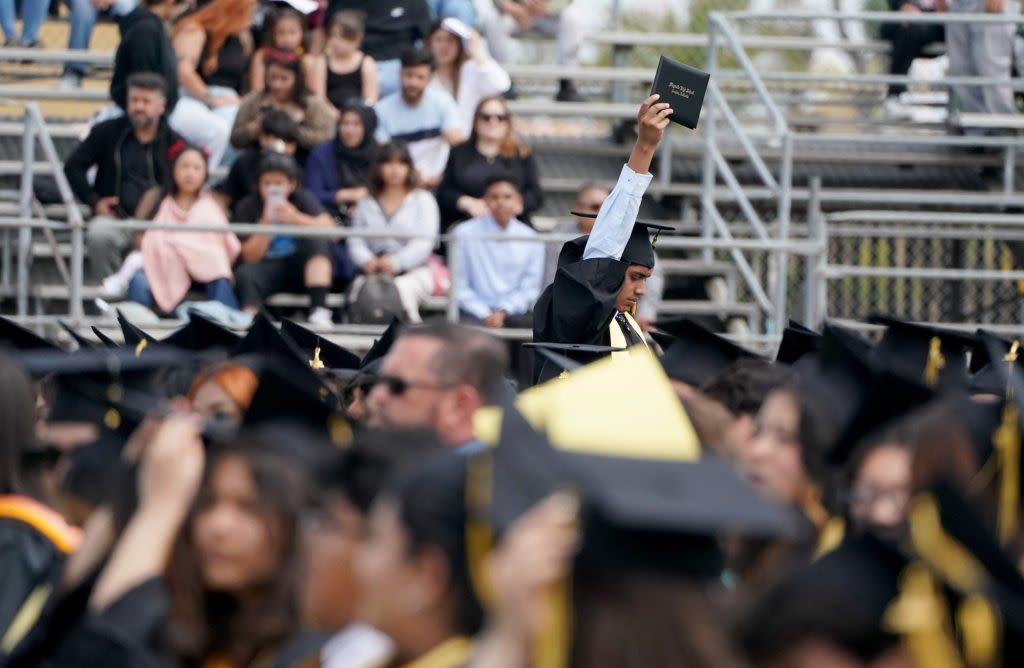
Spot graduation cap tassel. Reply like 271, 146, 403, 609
134, 338, 148, 358
955, 594, 1001, 668
923, 337, 946, 388
1004, 340, 1019, 400
908, 494, 985, 592
993, 403, 1020, 547
310, 345, 325, 370
883, 562, 964, 668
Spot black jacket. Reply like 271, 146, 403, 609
64, 116, 181, 215
110, 6, 178, 111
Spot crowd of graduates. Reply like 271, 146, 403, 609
0, 298, 1023, 667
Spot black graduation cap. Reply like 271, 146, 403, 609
230, 311, 306, 365
281, 317, 361, 371
653, 318, 761, 387
570, 211, 674, 269
59, 321, 97, 350
116, 310, 154, 349
0, 315, 57, 350
522, 342, 624, 377
163, 312, 241, 351
869, 315, 974, 390
240, 355, 352, 447
776, 321, 822, 365
360, 317, 401, 371
91, 326, 119, 349
969, 330, 1017, 397
828, 369, 935, 468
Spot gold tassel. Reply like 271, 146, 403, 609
464, 455, 496, 607
134, 338, 148, 358
1004, 341, 1019, 400
993, 403, 1020, 547
956, 595, 1001, 668
310, 345, 325, 370
883, 562, 963, 668
924, 336, 946, 388
908, 494, 984, 592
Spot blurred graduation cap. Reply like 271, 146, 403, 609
91, 326, 119, 349
776, 321, 822, 365
570, 211, 675, 269
828, 369, 935, 468
230, 312, 305, 364
0, 315, 58, 350
885, 480, 1024, 666
335, 317, 403, 389
163, 312, 241, 351
869, 315, 974, 390
240, 355, 352, 447
968, 330, 1017, 397
117, 310, 154, 351
653, 317, 761, 388
522, 341, 624, 378
59, 321, 97, 350
281, 317, 361, 372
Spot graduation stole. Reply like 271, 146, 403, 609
607, 311, 647, 358
0, 495, 81, 554
398, 636, 474, 668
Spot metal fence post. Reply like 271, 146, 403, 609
700, 17, 719, 265
446, 235, 461, 324
16, 108, 35, 319
804, 177, 824, 328
773, 132, 794, 332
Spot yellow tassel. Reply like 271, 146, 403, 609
310, 345, 325, 370
909, 494, 984, 592
1004, 341, 1019, 400
103, 408, 121, 430
883, 562, 962, 668
134, 338, 147, 358
957, 594, 1001, 668
993, 404, 1020, 547
924, 337, 946, 388
814, 516, 845, 559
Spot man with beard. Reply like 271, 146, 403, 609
373, 46, 463, 189
65, 72, 182, 282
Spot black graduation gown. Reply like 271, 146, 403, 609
532, 237, 631, 384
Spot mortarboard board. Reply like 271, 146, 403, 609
776, 321, 822, 365
869, 315, 974, 390
59, 321, 97, 350
163, 312, 241, 351
653, 318, 761, 388
969, 330, 1017, 397
281, 317, 361, 372
230, 312, 306, 364
361, 317, 401, 371
0, 315, 57, 350
828, 369, 935, 468
570, 212, 674, 269
522, 341, 624, 378
116, 310, 154, 353
91, 326, 119, 349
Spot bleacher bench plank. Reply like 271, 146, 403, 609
587, 30, 891, 54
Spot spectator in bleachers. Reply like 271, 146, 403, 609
64, 72, 182, 282
436, 95, 540, 232
59, 0, 137, 90
248, 5, 319, 96
169, 0, 255, 167
305, 100, 377, 217
452, 174, 543, 328
943, 0, 1019, 130
216, 108, 299, 216
426, 18, 511, 135
309, 11, 379, 111
374, 46, 463, 189
542, 182, 664, 329
230, 49, 336, 158
479, 0, 586, 102
0, 0, 46, 48
347, 142, 440, 323
879, 1, 944, 116
234, 153, 337, 326
427, 0, 477, 27
108, 0, 184, 110
126, 141, 241, 313
324, 0, 430, 98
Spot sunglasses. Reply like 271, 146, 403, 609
576, 202, 605, 211
372, 374, 449, 396
477, 113, 510, 123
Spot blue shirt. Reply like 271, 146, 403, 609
374, 87, 461, 182
582, 164, 654, 262
453, 215, 545, 319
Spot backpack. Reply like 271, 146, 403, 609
346, 275, 404, 324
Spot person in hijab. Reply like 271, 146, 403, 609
304, 100, 379, 220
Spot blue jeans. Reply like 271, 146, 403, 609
63, 0, 136, 76
427, 0, 477, 27
127, 270, 240, 312
0, 0, 47, 44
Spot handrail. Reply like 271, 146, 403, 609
725, 10, 1024, 23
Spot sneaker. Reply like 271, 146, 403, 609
308, 306, 334, 328
56, 72, 82, 90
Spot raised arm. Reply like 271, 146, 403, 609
581, 95, 672, 262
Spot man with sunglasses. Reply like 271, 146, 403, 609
365, 323, 509, 452
532, 95, 673, 384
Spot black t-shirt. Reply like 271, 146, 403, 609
215, 148, 260, 214
325, 0, 430, 62
120, 139, 156, 217
233, 186, 325, 235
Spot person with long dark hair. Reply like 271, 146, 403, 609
126, 141, 241, 313
231, 50, 336, 156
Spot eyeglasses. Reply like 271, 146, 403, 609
477, 113, 510, 123
372, 374, 450, 396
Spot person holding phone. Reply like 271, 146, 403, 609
233, 153, 338, 327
